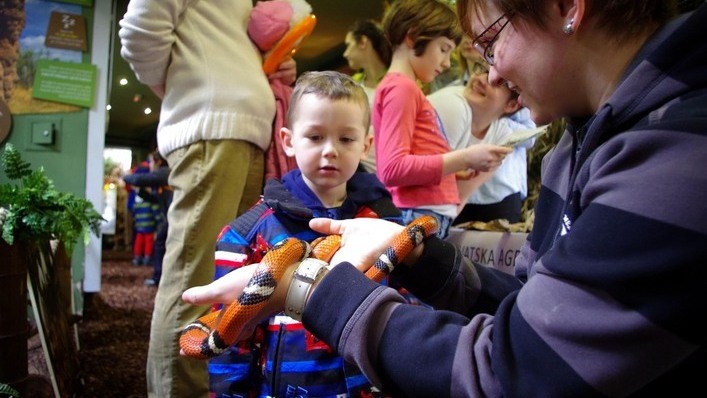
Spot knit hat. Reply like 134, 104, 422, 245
248, 0, 313, 52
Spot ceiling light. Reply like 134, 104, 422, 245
119, 78, 128, 86
144, 107, 152, 115
106, 104, 112, 110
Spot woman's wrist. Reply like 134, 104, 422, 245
402, 243, 424, 267
284, 258, 330, 321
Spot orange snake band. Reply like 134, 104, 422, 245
180, 215, 438, 359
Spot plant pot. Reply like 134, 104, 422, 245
0, 240, 29, 397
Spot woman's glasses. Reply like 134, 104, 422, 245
472, 13, 514, 66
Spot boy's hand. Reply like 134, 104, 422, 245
268, 58, 297, 86
309, 218, 405, 272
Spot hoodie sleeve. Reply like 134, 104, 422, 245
303, 238, 521, 397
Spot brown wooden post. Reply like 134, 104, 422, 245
0, 240, 29, 397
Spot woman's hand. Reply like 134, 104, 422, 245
182, 264, 259, 306
181, 262, 298, 346
309, 217, 405, 271
149, 84, 165, 99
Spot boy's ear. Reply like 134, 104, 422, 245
504, 98, 521, 115
361, 133, 373, 159
279, 127, 296, 157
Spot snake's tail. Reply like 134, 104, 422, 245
180, 310, 221, 359
180, 238, 313, 360
364, 215, 438, 282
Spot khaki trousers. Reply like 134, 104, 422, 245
147, 140, 263, 397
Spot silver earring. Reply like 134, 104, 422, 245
563, 18, 575, 35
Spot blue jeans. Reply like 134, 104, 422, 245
400, 208, 453, 240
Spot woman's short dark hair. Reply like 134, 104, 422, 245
349, 19, 393, 66
458, 0, 677, 43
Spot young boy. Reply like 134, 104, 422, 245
208, 71, 401, 397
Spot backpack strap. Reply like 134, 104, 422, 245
229, 201, 271, 238
366, 196, 402, 219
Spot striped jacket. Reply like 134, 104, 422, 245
210, 169, 402, 397
304, 5, 707, 397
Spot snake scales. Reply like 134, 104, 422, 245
180, 215, 438, 359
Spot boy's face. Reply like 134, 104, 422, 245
281, 94, 371, 197
410, 36, 456, 84
464, 72, 519, 118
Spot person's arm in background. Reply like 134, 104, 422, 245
123, 167, 169, 188
118, 0, 179, 90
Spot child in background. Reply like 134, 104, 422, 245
129, 162, 162, 266
208, 71, 401, 397
343, 18, 392, 173
123, 151, 171, 285
373, 0, 511, 239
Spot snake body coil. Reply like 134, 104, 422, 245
180, 216, 438, 359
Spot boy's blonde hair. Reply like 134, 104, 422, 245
383, 0, 462, 56
287, 71, 371, 130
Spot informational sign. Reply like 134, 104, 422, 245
45, 11, 87, 52
53, 0, 93, 6
446, 228, 528, 274
32, 59, 96, 108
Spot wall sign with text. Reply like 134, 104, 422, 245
32, 59, 96, 108
45, 11, 87, 52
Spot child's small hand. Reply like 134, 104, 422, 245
268, 58, 297, 86
455, 169, 479, 180
463, 144, 512, 172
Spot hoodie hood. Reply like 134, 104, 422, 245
263, 169, 394, 220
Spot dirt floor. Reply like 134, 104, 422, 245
76, 249, 155, 397
25, 249, 155, 397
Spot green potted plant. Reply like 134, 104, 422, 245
0, 143, 102, 396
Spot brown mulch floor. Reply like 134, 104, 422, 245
77, 249, 155, 397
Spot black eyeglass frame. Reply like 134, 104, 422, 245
472, 12, 514, 66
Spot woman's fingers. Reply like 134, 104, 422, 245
182, 264, 258, 305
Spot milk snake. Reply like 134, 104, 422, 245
180, 215, 438, 359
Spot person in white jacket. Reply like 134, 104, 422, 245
428, 67, 536, 223
118, 0, 295, 396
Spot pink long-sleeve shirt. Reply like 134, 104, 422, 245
372, 73, 459, 209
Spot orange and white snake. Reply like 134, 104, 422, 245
180, 216, 438, 359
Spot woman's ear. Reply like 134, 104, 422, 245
555, 0, 585, 33
280, 127, 296, 157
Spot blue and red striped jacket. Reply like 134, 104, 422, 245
209, 169, 402, 398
